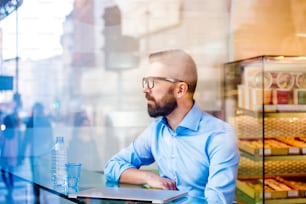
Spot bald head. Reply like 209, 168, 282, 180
148, 49, 198, 93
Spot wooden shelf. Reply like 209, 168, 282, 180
240, 151, 306, 161
237, 107, 306, 118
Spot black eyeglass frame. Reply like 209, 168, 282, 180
142, 76, 187, 89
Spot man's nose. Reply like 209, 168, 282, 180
143, 86, 150, 93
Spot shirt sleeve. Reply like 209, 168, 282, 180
104, 124, 156, 183
204, 124, 240, 204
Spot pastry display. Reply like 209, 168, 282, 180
239, 137, 306, 156
263, 178, 292, 191
275, 177, 306, 191
238, 176, 306, 199
225, 56, 306, 203
276, 137, 306, 148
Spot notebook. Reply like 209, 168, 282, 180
70, 186, 188, 203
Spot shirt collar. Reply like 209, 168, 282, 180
161, 102, 202, 132
179, 102, 202, 131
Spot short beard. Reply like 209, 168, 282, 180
147, 89, 177, 118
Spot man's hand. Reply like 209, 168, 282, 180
120, 168, 177, 190
144, 171, 177, 190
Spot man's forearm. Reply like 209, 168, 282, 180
119, 168, 153, 184
119, 168, 177, 190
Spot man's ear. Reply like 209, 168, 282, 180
175, 82, 188, 98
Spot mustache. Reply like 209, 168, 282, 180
145, 93, 155, 101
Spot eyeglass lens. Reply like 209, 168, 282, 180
143, 78, 154, 89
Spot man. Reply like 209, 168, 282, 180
104, 49, 240, 204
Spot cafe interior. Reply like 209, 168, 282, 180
0, 0, 306, 203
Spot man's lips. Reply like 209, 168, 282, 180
146, 97, 155, 106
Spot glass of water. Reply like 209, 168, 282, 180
65, 163, 82, 194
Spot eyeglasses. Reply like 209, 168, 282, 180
142, 76, 185, 89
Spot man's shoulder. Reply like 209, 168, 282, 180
200, 111, 234, 131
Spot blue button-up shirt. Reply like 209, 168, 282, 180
104, 103, 240, 204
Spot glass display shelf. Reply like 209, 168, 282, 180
223, 55, 306, 204
240, 151, 306, 161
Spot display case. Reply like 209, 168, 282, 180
223, 55, 306, 204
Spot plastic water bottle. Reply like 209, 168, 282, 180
51, 136, 67, 193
